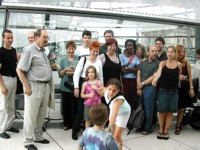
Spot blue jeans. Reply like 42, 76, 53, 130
143, 85, 157, 132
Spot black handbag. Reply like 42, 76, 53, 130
64, 76, 74, 90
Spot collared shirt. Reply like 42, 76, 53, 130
99, 44, 121, 55
17, 43, 52, 82
138, 59, 159, 84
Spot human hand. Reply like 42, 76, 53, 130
74, 88, 79, 98
137, 89, 142, 96
51, 63, 58, 70
137, 82, 143, 89
190, 89, 195, 97
152, 80, 157, 87
24, 85, 32, 96
1, 85, 7, 95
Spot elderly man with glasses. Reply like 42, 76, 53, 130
17, 29, 52, 150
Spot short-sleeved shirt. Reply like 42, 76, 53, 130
119, 53, 140, 78
0, 47, 17, 77
17, 43, 52, 82
138, 59, 159, 84
79, 128, 119, 150
75, 45, 90, 57
100, 44, 121, 55
59, 55, 79, 92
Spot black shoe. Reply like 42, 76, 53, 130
0, 132, 10, 139
42, 126, 46, 132
6, 127, 19, 133
24, 144, 38, 150
34, 139, 49, 144
72, 132, 78, 140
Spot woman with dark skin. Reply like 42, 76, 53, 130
119, 39, 140, 110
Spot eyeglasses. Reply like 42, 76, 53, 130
42, 36, 50, 40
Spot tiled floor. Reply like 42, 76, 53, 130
0, 122, 199, 150
1, 97, 200, 150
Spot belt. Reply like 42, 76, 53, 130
4, 75, 16, 78
36, 81, 49, 84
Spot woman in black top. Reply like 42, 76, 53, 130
99, 38, 121, 86
152, 46, 182, 140
99, 38, 121, 108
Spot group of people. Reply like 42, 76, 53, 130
0, 28, 200, 150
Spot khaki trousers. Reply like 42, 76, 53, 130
23, 81, 50, 145
0, 76, 17, 133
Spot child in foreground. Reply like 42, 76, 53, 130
81, 65, 103, 128
103, 78, 131, 150
78, 103, 119, 150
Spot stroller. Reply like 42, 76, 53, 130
182, 98, 200, 130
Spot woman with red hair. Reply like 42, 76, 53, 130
72, 41, 103, 140
175, 45, 194, 135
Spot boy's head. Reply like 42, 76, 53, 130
82, 30, 92, 46
89, 103, 108, 126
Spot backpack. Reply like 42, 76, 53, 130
127, 95, 145, 135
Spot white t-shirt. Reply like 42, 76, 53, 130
192, 59, 200, 91
73, 56, 103, 88
75, 45, 90, 57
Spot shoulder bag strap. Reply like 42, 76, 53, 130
107, 92, 122, 106
80, 56, 87, 75
126, 54, 135, 67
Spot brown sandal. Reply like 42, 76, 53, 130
175, 126, 181, 135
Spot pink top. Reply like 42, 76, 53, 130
84, 81, 101, 106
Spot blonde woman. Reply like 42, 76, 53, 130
175, 45, 194, 135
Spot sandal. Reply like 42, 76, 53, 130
175, 126, 181, 135
157, 132, 163, 139
163, 133, 169, 140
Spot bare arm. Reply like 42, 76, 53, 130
81, 82, 94, 99
16, 68, 32, 96
59, 67, 74, 78
152, 61, 166, 86
0, 64, 7, 95
136, 70, 142, 95
186, 62, 195, 97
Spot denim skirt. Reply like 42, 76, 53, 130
157, 88, 178, 113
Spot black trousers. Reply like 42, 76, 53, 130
61, 91, 77, 127
72, 78, 85, 132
